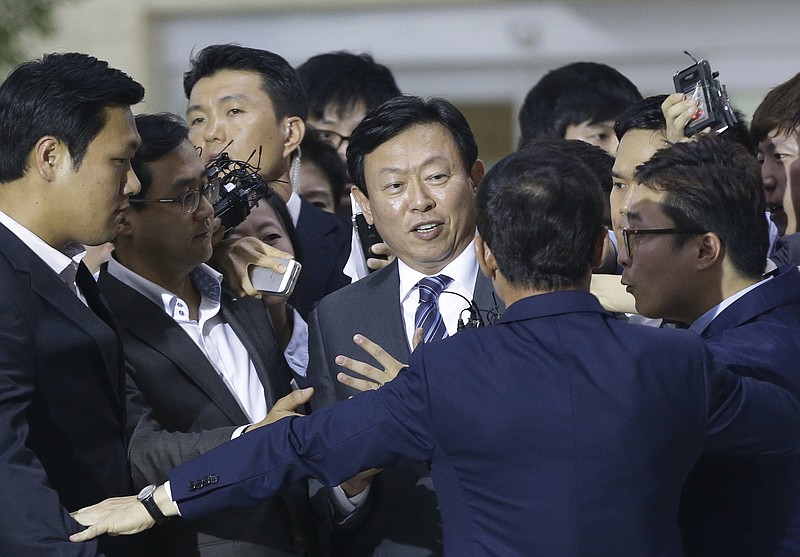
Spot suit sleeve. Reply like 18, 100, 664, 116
0, 292, 101, 556
168, 353, 436, 521
704, 348, 800, 457
126, 369, 236, 488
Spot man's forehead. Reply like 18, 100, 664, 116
613, 129, 667, 179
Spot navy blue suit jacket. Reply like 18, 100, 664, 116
289, 198, 351, 320
168, 290, 800, 557
679, 264, 800, 557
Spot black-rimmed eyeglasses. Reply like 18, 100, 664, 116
309, 127, 351, 150
621, 227, 706, 258
129, 181, 221, 214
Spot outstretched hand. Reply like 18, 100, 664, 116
336, 329, 423, 392
661, 92, 712, 144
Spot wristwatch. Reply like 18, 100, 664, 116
137, 484, 168, 524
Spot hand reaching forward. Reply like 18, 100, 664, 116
336, 329, 424, 392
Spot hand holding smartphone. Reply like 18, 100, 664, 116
249, 258, 301, 297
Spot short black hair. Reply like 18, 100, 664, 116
347, 96, 478, 197
297, 51, 400, 122
518, 62, 641, 149
634, 134, 768, 279
751, 72, 800, 145
300, 132, 346, 210
615, 94, 753, 152
0, 52, 144, 183
131, 113, 190, 199
183, 44, 307, 120
476, 139, 604, 290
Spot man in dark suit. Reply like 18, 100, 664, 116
0, 53, 148, 556
616, 133, 800, 556
101, 112, 316, 556
304, 96, 496, 556
72, 139, 800, 556
183, 44, 351, 320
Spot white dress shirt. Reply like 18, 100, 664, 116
398, 239, 480, 347
107, 256, 268, 423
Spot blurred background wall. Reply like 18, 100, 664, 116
13, 0, 800, 164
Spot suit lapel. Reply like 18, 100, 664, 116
366, 261, 411, 359
702, 265, 800, 338
0, 225, 125, 412
98, 270, 248, 424
472, 270, 504, 325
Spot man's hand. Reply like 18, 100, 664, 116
209, 236, 292, 298
69, 484, 175, 542
366, 242, 395, 271
335, 330, 422, 392
341, 468, 382, 498
243, 387, 314, 434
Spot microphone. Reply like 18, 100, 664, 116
440, 291, 489, 331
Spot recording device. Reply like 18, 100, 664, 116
673, 52, 738, 136
250, 258, 302, 297
352, 212, 389, 270
440, 291, 502, 331
208, 152, 271, 231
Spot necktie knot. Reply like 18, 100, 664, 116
417, 274, 452, 303
414, 275, 453, 343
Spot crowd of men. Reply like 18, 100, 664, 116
0, 44, 798, 557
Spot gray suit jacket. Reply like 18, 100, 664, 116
306, 258, 501, 557
98, 268, 315, 557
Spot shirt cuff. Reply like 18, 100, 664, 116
284, 308, 309, 378
162, 481, 182, 516
231, 424, 249, 439
330, 484, 370, 515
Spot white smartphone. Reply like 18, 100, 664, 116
249, 258, 301, 297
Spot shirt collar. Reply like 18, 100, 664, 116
287, 191, 302, 226
398, 238, 478, 302
107, 255, 223, 319
689, 275, 773, 335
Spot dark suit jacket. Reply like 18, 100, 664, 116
305, 259, 500, 556
0, 224, 146, 556
98, 268, 313, 557
770, 233, 800, 267
679, 264, 800, 557
168, 290, 800, 557
289, 198, 351, 320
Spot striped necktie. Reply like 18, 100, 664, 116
414, 275, 453, 343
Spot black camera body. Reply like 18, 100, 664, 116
209, 153, 270, 231
673, 57, 737, 136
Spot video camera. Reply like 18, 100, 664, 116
673, 52, 738, 136
208, 152, 272, 231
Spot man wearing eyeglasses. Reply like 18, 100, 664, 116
617, 132, 800, 557
98, 113, 319, 557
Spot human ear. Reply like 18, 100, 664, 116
475, 235, 497, 279
33, 136, 64, 182
282, 117, 305, 160
352, 186, 373, 225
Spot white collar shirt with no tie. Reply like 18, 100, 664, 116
398, 238, 480, 348
107, 256, 268, 423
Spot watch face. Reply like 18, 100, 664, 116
137, 484, 156, 501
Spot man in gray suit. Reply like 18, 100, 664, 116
102, 113, 316, 556
306, 96, 498, 557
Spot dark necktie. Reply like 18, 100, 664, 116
414, 275, 453, 343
